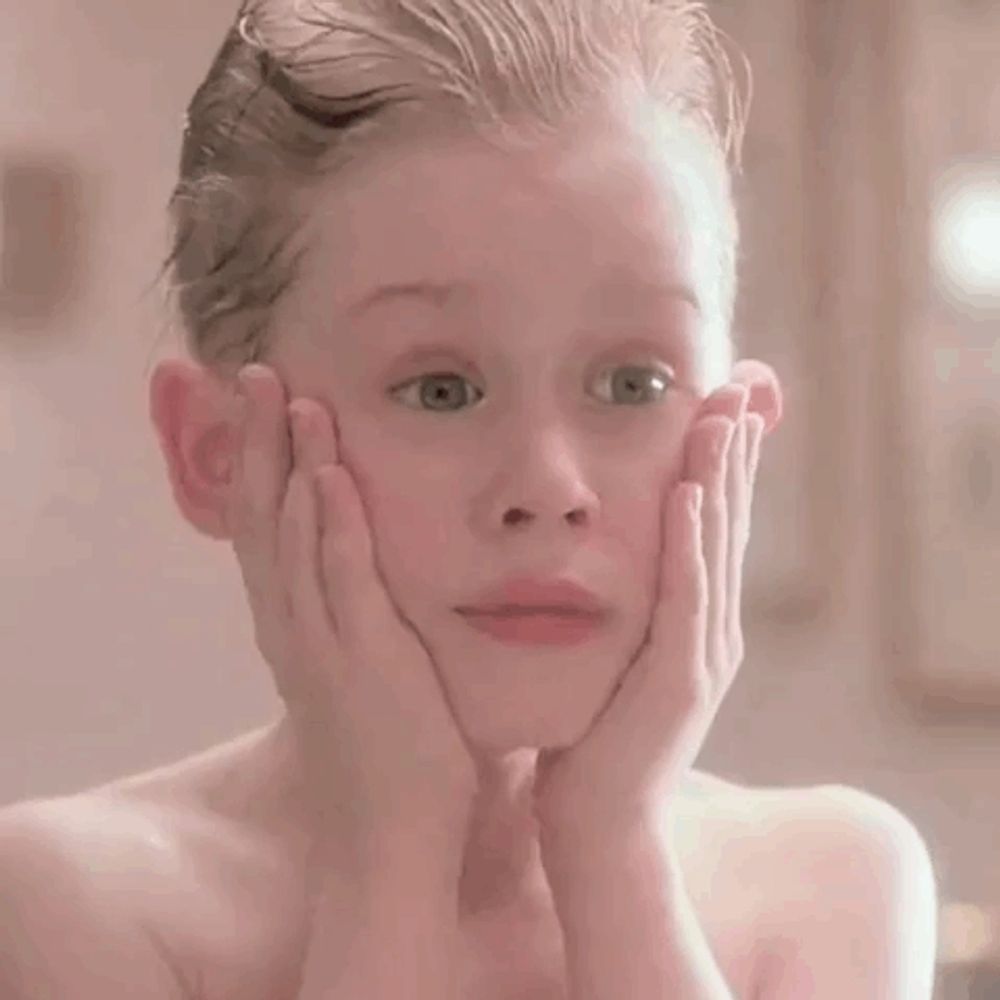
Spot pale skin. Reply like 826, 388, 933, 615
0, 107, 938, 999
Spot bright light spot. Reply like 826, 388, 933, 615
932, 162, 1000, 306
939, 901, 1000, 965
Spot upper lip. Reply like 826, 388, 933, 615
456, 576, 610, 617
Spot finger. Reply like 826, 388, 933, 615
659, 482, 709, 705
313, 452, 402, 663
276, 464, 335, 705
283, 396, 409, 662
232, 365, 293, 667
237, 366, 294, 574
229, 383, 273, 654
293, 396, 342, 468
284, 408, 342, 645
671, 483, 708, 621
726, 416, 748, 673
746, 413, 765, 512
286, 397, 395, 652
701, 417, 734, 683
287, 396, 356, 635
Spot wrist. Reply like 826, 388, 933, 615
538, 798, 667, 855
539, 809, 680, 883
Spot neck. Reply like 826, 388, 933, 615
249, 717, 552, 918
458, 748, 548, 917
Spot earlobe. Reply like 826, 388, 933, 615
149, 360, 242, 541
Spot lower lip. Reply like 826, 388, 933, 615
457, 610, 608, 646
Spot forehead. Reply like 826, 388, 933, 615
292, 112, 719, 324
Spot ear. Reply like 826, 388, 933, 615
149, 359, 242, 541
730, 359, 783, 436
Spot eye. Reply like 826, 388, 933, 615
388, 364, 676, 413
389, 372, 485, 413
591, 364, 675, 406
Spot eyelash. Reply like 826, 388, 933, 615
388, 364, 676, 413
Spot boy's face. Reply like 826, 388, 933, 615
244, 111, 758, 755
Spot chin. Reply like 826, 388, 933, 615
460, 704, 592, 759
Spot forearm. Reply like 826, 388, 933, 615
541, 822, 735, 1000
296, 835, 464, 1000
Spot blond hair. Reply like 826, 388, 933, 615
156, 0, 751, 379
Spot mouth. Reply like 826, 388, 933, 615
457, 607, 603, 619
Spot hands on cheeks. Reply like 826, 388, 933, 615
532, 382, 766, 845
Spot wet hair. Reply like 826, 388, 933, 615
152, 0, 751, 382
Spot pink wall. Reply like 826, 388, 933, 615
1, 0, 278, 798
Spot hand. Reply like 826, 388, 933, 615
229, 364, 478, 860
532, 383, 765, 842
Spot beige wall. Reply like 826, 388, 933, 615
2, 0, 996, 937
1, 0, 279, 799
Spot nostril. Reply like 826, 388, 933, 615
503, 509, 530, 526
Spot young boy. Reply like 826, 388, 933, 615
0, 2, 937, 997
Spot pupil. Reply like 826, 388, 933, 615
422, 375, 465, 410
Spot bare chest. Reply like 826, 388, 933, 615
138, 810, 764, 1000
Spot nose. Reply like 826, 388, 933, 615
501, 505, 589, 528
488, 429, 601, 535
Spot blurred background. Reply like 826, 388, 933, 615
1, 1, 998, 995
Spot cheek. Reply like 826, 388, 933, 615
354, 440, 676, 612
620, 496, 666, 562
362, 482, 456, 597
611, 492, 672, 621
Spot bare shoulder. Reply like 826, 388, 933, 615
691, 772, 929, 846
702, 777, 935, 887
0, 791, 220, 935
0, 792, 187, 906
0, 796, 196, 999
719, 780, 938, 989
746, 780, 933, 863
0, 786, 307, 1000
679, 775, 935, 916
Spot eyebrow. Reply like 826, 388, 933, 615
345, 280, 469, 319
345, 277, 701, 318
